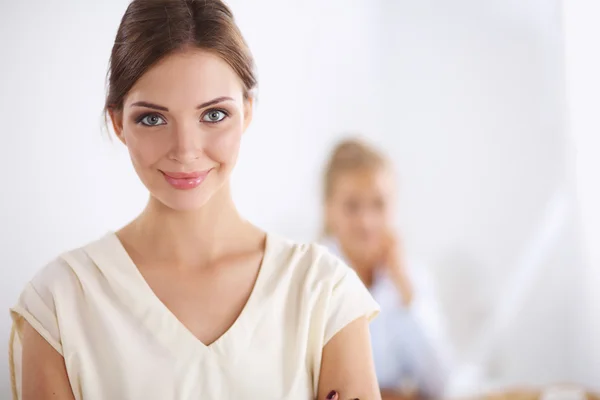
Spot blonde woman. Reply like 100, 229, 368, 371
321, 138, 450, 400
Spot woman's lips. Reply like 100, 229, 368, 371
161, 169, 212, 190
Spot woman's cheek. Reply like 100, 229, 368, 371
126, 130, 171, 168
207, 127, 242, 164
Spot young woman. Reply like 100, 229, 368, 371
8, 1, 381, 399
321, 139, 450, 400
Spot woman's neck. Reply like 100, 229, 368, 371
121, 184, 256, 269
338, 243, 378, 288
354, 267, 375, 288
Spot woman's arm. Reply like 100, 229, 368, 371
317, 316, 382, 400
21, 321, 75, 400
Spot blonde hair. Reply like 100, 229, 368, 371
322, 137, 390, 234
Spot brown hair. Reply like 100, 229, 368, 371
322, 137, 390, 234
104, 0, 257, 117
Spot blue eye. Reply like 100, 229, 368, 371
138, 114, 166, 126
202, 110, 227, 123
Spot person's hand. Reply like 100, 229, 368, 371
380, 230, 414, 307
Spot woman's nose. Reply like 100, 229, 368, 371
169, 122, 202, 164
357, 210, 381, 232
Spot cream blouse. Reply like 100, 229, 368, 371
10, 232, 379, 399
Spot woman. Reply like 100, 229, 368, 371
8, 1, 381, 399
321, 139, 450, 400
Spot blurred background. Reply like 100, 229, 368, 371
1, 0, 598, 398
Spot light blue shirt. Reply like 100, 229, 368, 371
321, 238, 449, 398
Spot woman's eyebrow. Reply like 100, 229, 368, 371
130, 96, 235, 112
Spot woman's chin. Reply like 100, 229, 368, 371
153, 191, 215, 212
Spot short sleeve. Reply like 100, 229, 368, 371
323, 265, 380, 345
10, 280, 63, 355
9, 274, 64, 400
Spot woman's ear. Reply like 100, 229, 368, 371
242, 96, 254, 132
108, 109, 126, 144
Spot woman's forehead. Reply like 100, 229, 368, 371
125, 49, 245, 108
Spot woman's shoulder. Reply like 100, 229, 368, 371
268, 232, 348, 267
265, 233, 379, 339
265, 233, 354, 287
10, 234, 115, 364
27, 233, 114, 298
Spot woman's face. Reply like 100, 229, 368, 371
327, 168, 395, 262
111, 49, 252, 211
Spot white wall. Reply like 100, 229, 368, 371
379, 0, 567, 269
378, 0, 577, 391
0, 0, 586, 396
229, 0, 386, 241
562, 0, 600, 388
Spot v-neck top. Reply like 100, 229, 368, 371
9, 232, 379, 400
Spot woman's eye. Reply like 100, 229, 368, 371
139, 114, 166, 126
202, 110, 227, 123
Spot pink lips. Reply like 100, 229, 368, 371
161, 169, 212, 190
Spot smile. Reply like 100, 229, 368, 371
160, 169, 212, 190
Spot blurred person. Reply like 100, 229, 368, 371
321, 138, 450, 400
8, 1, 382, 399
